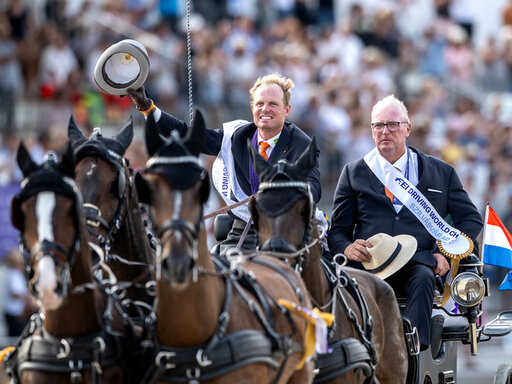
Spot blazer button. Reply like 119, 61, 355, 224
395, 216, 400, 221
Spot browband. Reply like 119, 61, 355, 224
146, 156, 202, 168
259, 181, 309, 192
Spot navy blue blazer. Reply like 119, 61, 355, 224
327, 147, 483, 267
148, 110, 322, 203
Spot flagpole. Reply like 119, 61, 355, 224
481, 202, 490, 274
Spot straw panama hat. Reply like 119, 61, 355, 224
363, 233, 417, 279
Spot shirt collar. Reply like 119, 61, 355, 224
392, 149, 409, 172
258, 131, 281, 149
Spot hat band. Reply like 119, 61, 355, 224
366, 243, 402, 273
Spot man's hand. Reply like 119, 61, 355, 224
344, 239, 373, 263
127, 86, 152, 110
433, 252, 450, 276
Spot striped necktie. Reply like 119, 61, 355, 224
385, 166, 401, 204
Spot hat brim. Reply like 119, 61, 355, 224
366, 234, 417, 280
94, 39, 149, 96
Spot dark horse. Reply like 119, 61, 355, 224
134, 111, 316, 383
248, 140, 408, 383
67, 116, 154, 313
6, 144, 128, 383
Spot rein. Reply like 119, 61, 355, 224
202, 196, 252, 220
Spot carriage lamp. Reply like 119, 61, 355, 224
450, 272, 486, 307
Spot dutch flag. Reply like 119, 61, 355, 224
482, 204, 512, 290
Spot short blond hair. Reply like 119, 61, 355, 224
371, 94, 410, 123
250, 73, 294, 106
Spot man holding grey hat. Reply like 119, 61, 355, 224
327, 94, 483, 352
128, 73, 321, 256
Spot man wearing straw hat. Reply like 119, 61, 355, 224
128, 73, 321, 255
327, 94, 483, 352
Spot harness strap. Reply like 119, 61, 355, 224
200, 255, 233, 360
250, 256, 305, 306
333, 265, 377, 367
314, 338, 373, 383
142, 330, 279, 384
235, 218, 253, 250
11, 330, 119, 382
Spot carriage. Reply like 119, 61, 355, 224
402, 252, 512, 384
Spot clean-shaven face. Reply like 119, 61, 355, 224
251, 83, 291, 136
371, 103, 410, 162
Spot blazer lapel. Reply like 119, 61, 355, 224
232, 123, 257, 193
412, 148, 428, 191
363, 160, 396, 209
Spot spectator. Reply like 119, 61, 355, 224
444, 24, 473, 82
418, 26, 447, 79
0, 12, 23, 137
2, 249, 38, 337
0, 132, 22, 185
38, 26, 79, 100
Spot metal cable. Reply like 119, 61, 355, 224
186, 0, 194, 125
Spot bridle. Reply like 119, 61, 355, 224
256, 160, 315, 262
14, 162, 83, 299
145, 153, 207, 282
77, 130, 130, 258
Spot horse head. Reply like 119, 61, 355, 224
67, 115, 134, 251
11, 142, 88, 311
135, 110, 209, 288
248, 137, 318, 254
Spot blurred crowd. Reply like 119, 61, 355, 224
1, 0, 512, 266
1, 0, 512, 215
1, 0, 512, 339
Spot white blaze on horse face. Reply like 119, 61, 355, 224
36, 192, 56, 242
86, 159, 97, 177
35, 192, 61, 309
38, 256, 61, 310
172, 192, 182, 242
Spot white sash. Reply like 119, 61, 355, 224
364, 148, 460, 244
211, 120, 251, 222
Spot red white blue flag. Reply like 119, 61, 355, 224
482, 204, 512, 290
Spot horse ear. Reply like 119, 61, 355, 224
294, 136, 318, 181
145, 121, 165, 157
134, 172, 152, 204
67, 115, 85, 145
116, 115, 134, 152
16, 142, 37, 177
247, 139, 272, 180
60, 141, 76, 178
184, 109, 206, 157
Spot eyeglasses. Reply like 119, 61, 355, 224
371, 121, 409, 132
